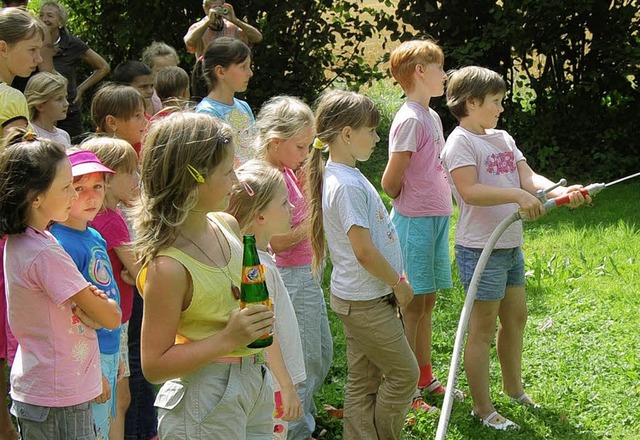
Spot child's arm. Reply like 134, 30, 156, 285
92, 375, 111, 404
114, 244, 142, 285
347, 225, 414, 307
70, 286, 121, 330
381, 151, 412, 199
141, 256, 274, 383
517, 162, 590, 208
450, 165, 544, 220
269, 223, 308, 253
266, 334, 302, 421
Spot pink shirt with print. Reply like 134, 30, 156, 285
5, 228, 102, 407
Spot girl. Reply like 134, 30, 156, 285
83, 136, 140, 440
0, 128, 121, 439
227, 159, 305, 439
135, 112, 275, 439
195, 36, 256, 165
0, 9, 44, 438
0, 7, 44, 137
39, 1, 110, 140
255, 95, 333, 439
24, 71, 71, 148
305, 90, 419, 440
91, 83, 147, 156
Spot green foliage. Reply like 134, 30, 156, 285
393, 0, 640, 182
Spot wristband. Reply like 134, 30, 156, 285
391, 274, 405, 289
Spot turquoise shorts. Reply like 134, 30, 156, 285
455, 245, 525, 301
92, 351, 119, 437
391, 211, 453, 294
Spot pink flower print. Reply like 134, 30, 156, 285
485, 151, 516, 175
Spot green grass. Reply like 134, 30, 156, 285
314, 181, 640, 439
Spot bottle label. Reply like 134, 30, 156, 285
242, 264, 266, 284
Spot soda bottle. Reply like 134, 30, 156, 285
240, 234, 273, 348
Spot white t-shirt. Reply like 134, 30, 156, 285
441, 126, 526, 248
259, 250, 306, 388
323, 161, 403, 301
389, 101, 453, 217
33, 124, 72, 149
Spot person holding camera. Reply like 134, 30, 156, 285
184, 0, 262, 59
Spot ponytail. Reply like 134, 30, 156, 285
303, 146, 326, 275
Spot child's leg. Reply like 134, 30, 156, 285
403, 293, 437, 382
331, 294, 419, 440
0, 359, 19, 440
497, 285, 528, 398
110, 322, 131, 440
464, 300, 501, 417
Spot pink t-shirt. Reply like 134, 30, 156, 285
4, 227, 102, 407
389, 101, 453, 217
274, 167, 313, 267
90, 207, 134, 323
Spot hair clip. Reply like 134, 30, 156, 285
313, 138, 325, 150
219, 136, 229, 144
242, 181, 255, 197
22, 128, 37, 142
187, 164, 205, 183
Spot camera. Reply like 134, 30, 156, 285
212, 6, 228, 14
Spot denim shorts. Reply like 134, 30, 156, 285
455, 245, 525, 301
11, 400, 96, 439
391, 211, 453, 294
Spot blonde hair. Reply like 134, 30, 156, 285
446, 66, 506, 121
91, 83, 145, 132
0, 7, 45, 45
226, 160, 285, 235
79, 136, 138, 184
134, 112, 234, 264
24, 71, 68, 120
390, 39, 444, 93
304, 89, 380, 273
141, 41, 179, 69
254, 95, 315, 159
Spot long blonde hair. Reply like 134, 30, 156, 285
134, 112, 234, 264
304, 89, 380, 273
226, 160, 285, 235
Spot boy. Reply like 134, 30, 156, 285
155, 65, 190, 109
113, 60, 156, 116
440, 66, 588, 430
381, 40, 457, 411
50, 149, 122, 439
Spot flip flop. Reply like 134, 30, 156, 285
471, 410, 520, 431
422, 379, 466, 401
501, 391, 541, 409
411, 396, 439, 413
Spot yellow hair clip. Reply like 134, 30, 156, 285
187, 164, 205, 183
313, 138, 325, 150
22, 128, 37, 142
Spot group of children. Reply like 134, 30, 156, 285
0, 3, 591, 440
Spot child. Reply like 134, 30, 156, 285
0, 128, 121, 439
50, 149, 122, 440
134, 112, 275, 439
83, 136, 140, 440
195, 36, 256, 165
24, 71, 71, 148
0, 7, 44, 137
305, 89, 419, 440
113, 61, 156, 116
141, 41, 181, 113
91, 83, 147, 156
440, 66, 588, 430
255, 95, 334, 439
381, 40, 456, 409
155, 66, 190, 109
227, 159, 305, 439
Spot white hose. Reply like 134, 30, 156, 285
435, 212, 522, 440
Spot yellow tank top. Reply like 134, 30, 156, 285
138, 213, 259, 358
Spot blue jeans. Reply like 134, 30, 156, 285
125, 289, 157, 440
278, 265, 333, 439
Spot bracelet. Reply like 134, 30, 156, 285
391, 274, 405, 289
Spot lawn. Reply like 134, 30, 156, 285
314, 180, 640, 440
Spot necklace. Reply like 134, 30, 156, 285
180, 220, 240, 300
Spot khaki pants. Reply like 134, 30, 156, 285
331, 294, 419, 440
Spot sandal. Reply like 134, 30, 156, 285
502, 391, 541, 409
411, 396, 439, 413
422, 379, 466, 401
471, 410, 520, 431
